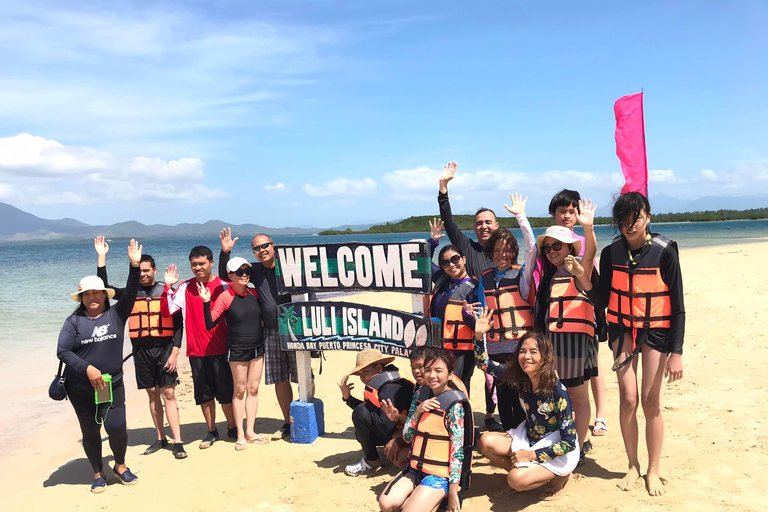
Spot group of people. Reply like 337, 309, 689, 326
57, 231, 303, 493
339, 163, 684, 509
56, 161, 684, 508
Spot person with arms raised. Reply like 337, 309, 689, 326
94, 236, 186, 460
57, 239, 143, 493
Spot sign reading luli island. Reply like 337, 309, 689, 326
274, 241, 432, 295
277, 302, 431, 357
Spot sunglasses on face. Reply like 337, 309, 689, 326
439, 255, 462, 268
231, 268, 251, 277
252, 242, 272, 252
541, 241, 564, 254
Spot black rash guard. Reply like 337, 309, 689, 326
438, 191, 495, 279
203, 287, 263, 351
57, 265, 140, 385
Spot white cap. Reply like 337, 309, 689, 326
70, 276, 116, 301
226, 257, 252, 274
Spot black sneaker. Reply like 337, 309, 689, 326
172, 443, 188, 459
144, 439, 168, 455
270, 423, 291, 441
484, 417, 504, 432
199, 430, 219, 449
227, 427, 238, 440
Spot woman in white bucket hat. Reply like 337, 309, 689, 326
533, 200, 599, 467
56, 239, 143, 493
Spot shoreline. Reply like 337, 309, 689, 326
3, 242, 767, 511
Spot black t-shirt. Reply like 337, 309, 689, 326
204, 287, 263, 349
438, 191, 494, 279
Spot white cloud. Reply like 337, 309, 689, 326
700, 169, 717, 181
303, 177, 377, 197
0, 133, 112, 176
264, 182, 291, 193
648, 169, 683, 183
0, 133, 226, 205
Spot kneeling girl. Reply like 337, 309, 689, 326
379, 350, 473, 512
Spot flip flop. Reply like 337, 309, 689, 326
246, 434, 270, 445
235, 440, 247, 451
592, 418, 608, 436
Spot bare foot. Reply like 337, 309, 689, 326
617, 465, 641, 491
645, 473, 667, 496
539, 474, 570, 501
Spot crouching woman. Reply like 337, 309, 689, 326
475, 319, 579, 501
379, 350, 473, 512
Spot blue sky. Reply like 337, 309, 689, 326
0, 1, 766, 227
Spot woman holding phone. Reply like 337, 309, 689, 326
57, 239, 142, 493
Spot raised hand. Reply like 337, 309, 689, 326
380, 398, 400, 423
127, 239, 142, 267
462, 301, 482, 318
439, 161, 457, 193
94, 236, 109, 256
164, 264, 180, 288
220, 227, 238, 253
503, 193, 528, 216
576, 199, 597, 228
338, 374, 354, 400
474, 307, 495, 338
429, 217, 445, 242
564, 255, 585, 278
196, 281, 211, 302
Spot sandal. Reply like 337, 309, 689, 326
592, 418, 608, 436
235, 440, 247, 451
246, 434, 270, 445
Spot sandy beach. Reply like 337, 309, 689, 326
3, 241, 767, 512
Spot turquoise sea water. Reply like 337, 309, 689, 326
0, 219, 767, 447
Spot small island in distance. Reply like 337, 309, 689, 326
318, 207, 768, 235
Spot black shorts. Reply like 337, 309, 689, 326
228, 345, 265, 363
133, 344, 178, 389
189, 355, 234, 405
608, 325, 673, 356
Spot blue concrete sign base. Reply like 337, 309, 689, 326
289, 399, 325, 444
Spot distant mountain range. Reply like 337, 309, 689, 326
0, 202, 376, 242
1, 194, 766, 242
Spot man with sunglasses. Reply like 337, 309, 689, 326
219, 228, 315, 441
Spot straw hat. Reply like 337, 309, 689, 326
70, 276, 116, 301
349, 349, 395, 376
536, 226, 582, 256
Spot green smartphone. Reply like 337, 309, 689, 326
95, 373, 113, 404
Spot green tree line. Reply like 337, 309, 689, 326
319, 208, 768, 235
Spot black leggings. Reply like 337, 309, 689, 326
452, 350, 475, 398
351, 402, 395, 462
66, 380, 127, 474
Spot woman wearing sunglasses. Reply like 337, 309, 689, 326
199, 257, 269, 449
533, 199, 598, 464
427, 218, 480, 396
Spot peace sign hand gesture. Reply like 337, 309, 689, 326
196, 281, 211, 302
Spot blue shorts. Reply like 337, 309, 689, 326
405, 468, 448, 494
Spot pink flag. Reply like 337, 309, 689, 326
614, 92, 648, 196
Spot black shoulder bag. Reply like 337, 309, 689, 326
48, 361, 68, 401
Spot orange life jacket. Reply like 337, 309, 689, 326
547, 272, 596, 337
409, 386, 474, 484
430, 276, 478, 352
363, 371, 415, 411
481, 267, 533, 342
606, 234, 673, 332
128, 282, 175, 339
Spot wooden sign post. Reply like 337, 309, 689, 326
274, 241, 432, 444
